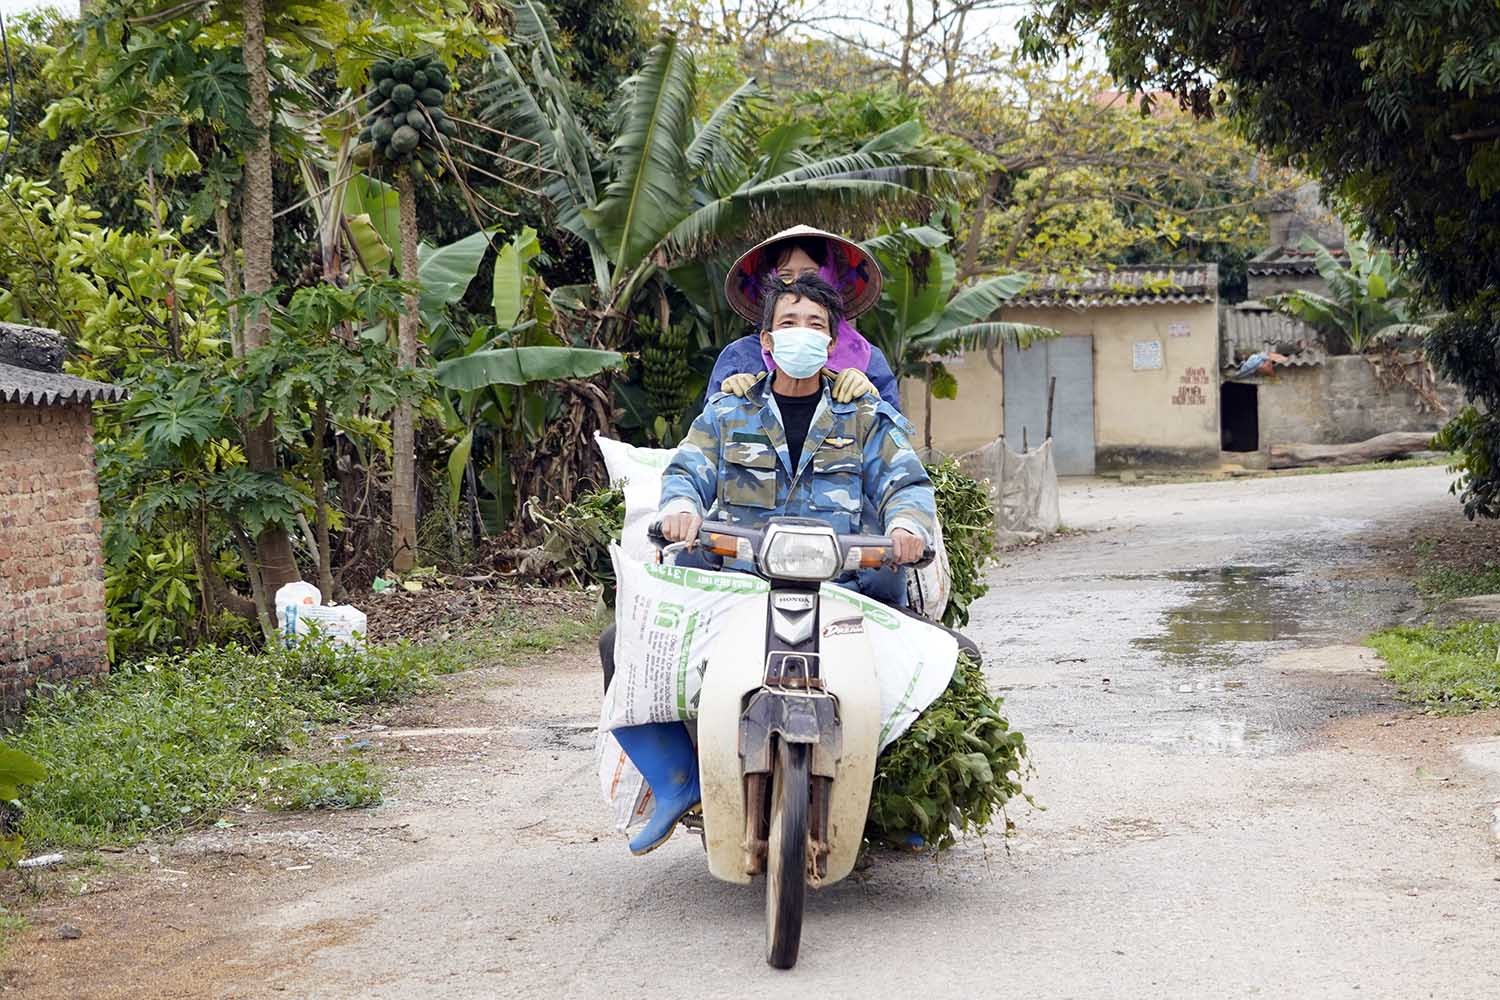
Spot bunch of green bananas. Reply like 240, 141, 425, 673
642, 322, 691, 418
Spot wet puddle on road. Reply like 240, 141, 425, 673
1132, 565, 1300, 668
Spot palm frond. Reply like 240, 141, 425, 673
858, 225, 950, 257
764, 149, 967, 198
1267, 289, 1350, 335
660, 178, 947, 260
686, 78, 761, 175
911, 321, 1060, 356
930, 273, 1033, 340
581, 37, 698, 274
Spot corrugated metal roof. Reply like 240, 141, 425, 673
0, 362, 128, 406
1219, 300, 1325, 369
1006, 264, 1218, 309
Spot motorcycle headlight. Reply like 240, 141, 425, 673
759, 526, 841, 581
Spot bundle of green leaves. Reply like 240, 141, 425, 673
866, 653, 1028, 850
928, 459, 997, 628
528, 486, 626, 595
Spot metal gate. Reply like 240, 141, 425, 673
1003, 335, 1096, 475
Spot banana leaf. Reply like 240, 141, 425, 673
582, 37, 698, 273
435, 346, 625, 391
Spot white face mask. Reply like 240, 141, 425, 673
769, 327, 831, 378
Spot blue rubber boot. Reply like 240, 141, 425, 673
612, 722, 701, 855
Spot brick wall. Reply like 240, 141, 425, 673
0, 401, 109, 708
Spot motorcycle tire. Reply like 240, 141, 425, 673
765, 739, 809, 970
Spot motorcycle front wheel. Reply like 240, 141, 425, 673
765, 739, 809, 970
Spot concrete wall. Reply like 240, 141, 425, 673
0, 402, 109, 709
1256, 355, 1464, 447
908, 300, 1221, 469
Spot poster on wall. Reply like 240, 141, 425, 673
1168, 322, 1191, 338
1132, 339, 1163, 371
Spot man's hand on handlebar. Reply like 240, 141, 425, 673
890, 528, 925, 565
660, 511, 703, 545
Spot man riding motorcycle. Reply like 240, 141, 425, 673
602, 274, 941, 855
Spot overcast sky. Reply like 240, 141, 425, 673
0, 0, 75, 17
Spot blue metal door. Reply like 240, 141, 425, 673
1003, 335, 1096, 475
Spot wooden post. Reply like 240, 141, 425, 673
1045, 375, 1057, 441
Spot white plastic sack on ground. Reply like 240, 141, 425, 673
596, 545, 957, 830
275, 581, 368, 649
594, 434, 673, 562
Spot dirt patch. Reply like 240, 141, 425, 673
0, 634, 598, 999
362, 581, 596, 642
1319, 706, 1500, 758
1361, 507, 1500, 583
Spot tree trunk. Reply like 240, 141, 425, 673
1267, 432, 1435, 469
958, 170, 1001, 280
391, 171, 421, 572
312, 398, 336, 599
239, 0, 301, 595
216, 202, 242, 356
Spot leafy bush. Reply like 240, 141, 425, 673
866, 653, 1028, 850
928, 459, 997, 628
1369, 622, 1500, 714
8, 638, 447, 848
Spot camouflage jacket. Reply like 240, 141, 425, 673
659, 376, 936, 562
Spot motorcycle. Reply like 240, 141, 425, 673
645, 515, 934, 969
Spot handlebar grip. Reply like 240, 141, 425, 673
913, 545, 936, 570
646, 521, 668, 547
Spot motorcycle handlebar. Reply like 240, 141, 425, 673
645, 519, 934, 568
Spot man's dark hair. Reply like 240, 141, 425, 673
760, 274, 845, 332
769, 236, 827, 270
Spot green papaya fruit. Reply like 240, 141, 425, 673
390, 124, 420, 154
391, 58, 414, 82
378, 77, 396, 97
418, 88, 445, 109
372, 117, 397, 143
370, 59, 392, 80
410, 70, 429, 91
391, 83, 415, 109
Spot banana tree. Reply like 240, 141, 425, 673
858, 226, 1058, 447
429, 227, 625, 536
1268, 237, 1444, 353
479, 1, 965, 346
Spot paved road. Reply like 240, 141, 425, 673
241, 467, 1500, 999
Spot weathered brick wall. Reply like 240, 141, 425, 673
0, 401, 109, 707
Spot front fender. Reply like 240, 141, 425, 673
697, 588, 881, 886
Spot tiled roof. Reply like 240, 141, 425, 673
0, 362, 128, 406
1005, 264, 1218, 309
1247, 244, 1348, 276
